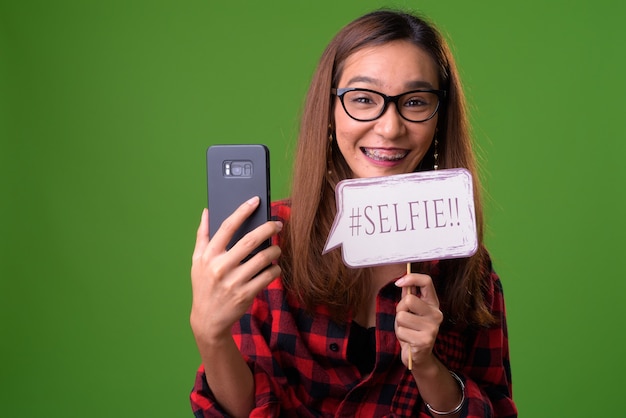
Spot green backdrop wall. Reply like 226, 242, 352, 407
2, 1, 625, 416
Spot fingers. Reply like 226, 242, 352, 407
201, 196, 280, 266
192, 196, 282, 288
227, 220, 282, 267
209, 196, 262, 254
395, 274, 443, 328
189, 199, 282, 345
241, 261, 282, 296
395, 304, 443, 332
395, 273, 440, 308
395, 300, 442, 368
395, 272, 442, 367
235, 242, 282, 282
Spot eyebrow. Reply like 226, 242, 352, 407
345, 76, 436, 90
405, 80, 436, 90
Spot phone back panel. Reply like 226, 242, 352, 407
206, 144, 271, 255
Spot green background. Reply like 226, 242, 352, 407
1, 1, 624, 416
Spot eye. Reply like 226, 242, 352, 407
355, 96, 374, 104
403, 94, 430, 107
345, 90, 380, 107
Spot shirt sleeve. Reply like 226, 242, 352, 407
189, 365, 227, 417
190, 363, 280, 418
189, 296, 285, 417
456, 266, 517, 418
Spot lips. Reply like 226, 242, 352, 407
361, 147, 408, 162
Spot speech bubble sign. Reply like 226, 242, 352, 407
323, 168, 477, 267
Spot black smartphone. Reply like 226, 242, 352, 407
206, 144, 271, 260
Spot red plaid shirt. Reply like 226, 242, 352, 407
191, 200, 517, 417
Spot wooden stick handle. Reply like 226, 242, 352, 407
406, 262, 413, 371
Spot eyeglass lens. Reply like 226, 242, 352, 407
341, 90, 439, 122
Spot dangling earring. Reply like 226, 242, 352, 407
327, 123, 334, 175
433, 138, 439, 170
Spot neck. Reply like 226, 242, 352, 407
370, 263, 407, 289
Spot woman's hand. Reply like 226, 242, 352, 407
394, 273, 443, 369
190, 196, 282, 346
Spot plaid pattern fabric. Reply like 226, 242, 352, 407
191, 200, 517, 417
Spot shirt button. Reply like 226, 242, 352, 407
329, 343, 339, 352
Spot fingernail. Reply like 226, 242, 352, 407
395, 277, 406, 286
275, 221, 283, 230
246, 196, 260, 205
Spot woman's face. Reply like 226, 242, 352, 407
333, 40, 440, 179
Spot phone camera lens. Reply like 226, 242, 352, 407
232, 164, 243, 176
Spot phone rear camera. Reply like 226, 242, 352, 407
224, 160, 253, 177
232, 164, 243, 176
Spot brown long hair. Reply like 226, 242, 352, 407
280, 10, 495, 327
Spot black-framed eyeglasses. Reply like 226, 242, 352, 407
331, 87, 446, 123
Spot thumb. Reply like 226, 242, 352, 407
192, 208, 209, 259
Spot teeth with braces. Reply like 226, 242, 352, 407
362, 148, 407, 161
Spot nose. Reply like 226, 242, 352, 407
373, 102, 405, 139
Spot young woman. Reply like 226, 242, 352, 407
190, 10, 517, 417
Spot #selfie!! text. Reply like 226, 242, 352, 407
349, 198, 461, 237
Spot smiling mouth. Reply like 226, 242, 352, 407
361, 147, 408, 162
